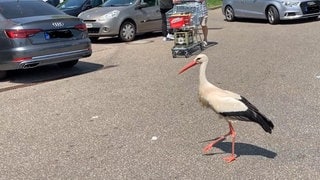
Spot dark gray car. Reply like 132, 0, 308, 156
0, 0, 92, 78
57, 0, 105, 17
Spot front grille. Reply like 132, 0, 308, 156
300, 1, 320, 14
87, 28, 100, 34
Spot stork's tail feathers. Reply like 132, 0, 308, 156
252, 111, 274, 134
221, 110, 274, 134
240, 96, 274, 133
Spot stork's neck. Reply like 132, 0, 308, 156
199, 61, 210, 86
199, 61, 219, 89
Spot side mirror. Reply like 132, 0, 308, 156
82, 5, 93, 10
136, 2, 148, 9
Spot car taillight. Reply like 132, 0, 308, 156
75, 23, 87, 31
13, 57, 32, 62
5, 29, 41, 38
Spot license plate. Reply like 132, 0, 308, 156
44, 32, 50, 40
44, 30, 73, 40
86, 23, 93, 28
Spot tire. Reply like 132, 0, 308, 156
225, 6, 235, 22
308, 16, 319, 21
119, 21, 136, 42
57, 60, 79, 68
267, 6, 280, 24
89, 37, 99, 42
172, 51, 177, 58
184, 51, 190, 58
0, 70, 7, 80
199, 43, 204, 51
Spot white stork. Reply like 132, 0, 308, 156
179, 54, 274, 163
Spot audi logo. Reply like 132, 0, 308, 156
52, 22, 64, 28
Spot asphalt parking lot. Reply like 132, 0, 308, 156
0, 9, 319, 179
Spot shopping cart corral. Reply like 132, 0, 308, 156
167, 1, 205, 58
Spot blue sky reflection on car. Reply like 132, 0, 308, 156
58, 0, 105, 16
102, 0, 136, 7
59, 0, 87, 9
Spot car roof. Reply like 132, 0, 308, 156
0, 0, 41, 1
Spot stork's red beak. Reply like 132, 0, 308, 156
179, 60, 197, 74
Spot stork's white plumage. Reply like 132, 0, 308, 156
179, 54, 274, 163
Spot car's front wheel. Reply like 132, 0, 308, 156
57, 60, 79, 68
0, 70, 7, 80
225, 6, 235, 22
267, 6, 280, 24
89, 37, 99, 42
119, 21, 136, 42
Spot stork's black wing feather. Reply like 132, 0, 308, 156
220, 96, 274, 134
240, 96, 259, 112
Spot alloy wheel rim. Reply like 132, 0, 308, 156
268, 11, 274, 23
121, 24, 134, 40
226, 8, 233, 20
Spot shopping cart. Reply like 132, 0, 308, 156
166, 1, 205, 58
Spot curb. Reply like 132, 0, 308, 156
208, 5, 222, 10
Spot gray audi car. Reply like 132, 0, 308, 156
0, 0, 92, 79
222, 0, 320, 24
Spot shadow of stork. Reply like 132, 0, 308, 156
202, 141, 277, 159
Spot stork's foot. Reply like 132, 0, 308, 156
203, 142, 215, 153
202, 136, 226, 153
223, 154, 236, 163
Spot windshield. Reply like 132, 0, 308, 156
58, 0, 87, 9
102, 0, 136, 7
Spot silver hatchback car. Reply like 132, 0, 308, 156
222, 0, 320, 24
0, 0, 92, 78
78, 0, 161, 42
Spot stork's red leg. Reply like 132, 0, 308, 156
203, 122, 233, 153
223, 122, 237, 163
203, 136, 226, 153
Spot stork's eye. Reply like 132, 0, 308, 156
196, 58, 201, 63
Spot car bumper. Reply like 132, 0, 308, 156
280, 3, 320, 20
281, 13, 320, 20
0, 40, 92, 70
84, 20, 120, 37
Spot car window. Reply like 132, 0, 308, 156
92, 0, 104, 6
143, 0, 156, 6
58, 0, 87, 9
0, 1, 64, 19
102, 0, 136, 7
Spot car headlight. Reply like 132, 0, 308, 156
98, 10, 120, 21
282, 1, 300, 6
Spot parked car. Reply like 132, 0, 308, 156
45, 0, 61, 6
78, 0, 162, 42
57, 0, 105, 17
222, 0, 320, 24
0, 0, 92, 79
